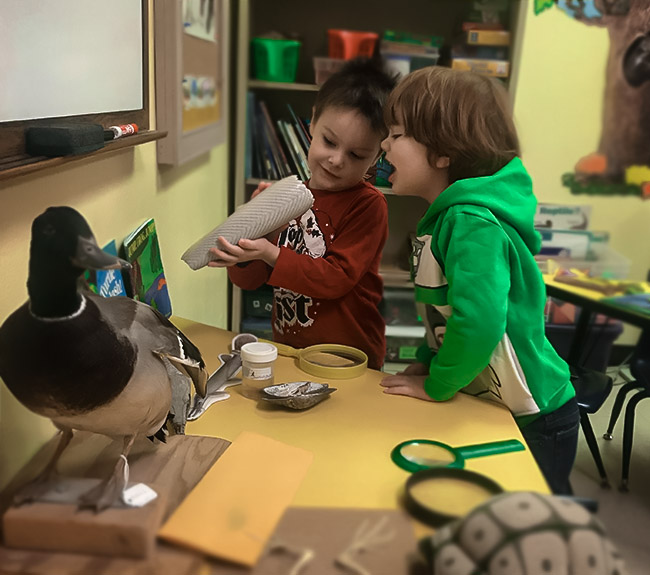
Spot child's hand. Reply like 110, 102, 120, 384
380, 373, 434, 402
208, 236, 280, 267
251, 181, 272, 199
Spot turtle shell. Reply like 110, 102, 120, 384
420, 491, 628, 575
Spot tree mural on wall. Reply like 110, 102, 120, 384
536, 0, 650, 198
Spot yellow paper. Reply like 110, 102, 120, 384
158, 431, 313, 566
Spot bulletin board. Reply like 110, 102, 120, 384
155, 0, 227, 166
182, 0, 222, 133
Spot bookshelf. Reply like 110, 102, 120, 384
229, 0, 527, 356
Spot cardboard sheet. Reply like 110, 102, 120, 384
158, 431, 313, 566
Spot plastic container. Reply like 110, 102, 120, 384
536, 246, 631, 279
383, 51, 440, 78
327, 29, 379, 60
385, 324, 426, 363
240, 341, 278, 391
251, 37, 301, 82
313, 56, 346, 85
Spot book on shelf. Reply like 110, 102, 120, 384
287, 103, 311, 150
466, 29, 510, 46
122, 218, 172, 317
246, 92, 265, 179
259, 101, 292, 178
245, 92, 254, 179
246, 95, 313, 181
276, 120, 306, 180
451, 57, 509, 78
283, 121, 311, 181
84, 240, 127, 298
255, 107, 278, 180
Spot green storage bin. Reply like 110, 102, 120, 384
252, 37, 301, 83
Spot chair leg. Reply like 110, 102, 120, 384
603, 381, 642, 440
579, 409, 610, 488
619, 390, 650, 492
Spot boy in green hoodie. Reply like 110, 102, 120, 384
379, 67, 578, 495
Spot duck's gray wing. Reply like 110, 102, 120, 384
94, 295, 208, 398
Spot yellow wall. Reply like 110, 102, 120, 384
515, 4, 650, 343
0, 120, 229, 490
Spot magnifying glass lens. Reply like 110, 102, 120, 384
400, 442, 456, 468
302, 350, 362, 368
410, 476, 497, 519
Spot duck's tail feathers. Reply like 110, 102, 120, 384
147, 414, 172, 443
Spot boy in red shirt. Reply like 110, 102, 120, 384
210, 60, 396, 369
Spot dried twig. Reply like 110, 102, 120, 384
335, 516, 395, 575
268, 539, 315, 575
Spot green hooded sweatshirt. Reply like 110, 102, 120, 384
413, 157, 574, 427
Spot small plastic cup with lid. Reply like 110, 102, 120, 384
240, 341, 278, 391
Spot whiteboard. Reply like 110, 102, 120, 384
0, 0, 143, 123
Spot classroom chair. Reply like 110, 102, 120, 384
602, 328, 650, 492
570, 365, 613, 488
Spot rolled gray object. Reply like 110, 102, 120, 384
181, 175, 314, 270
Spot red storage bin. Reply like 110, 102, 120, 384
327, 29, 379, 60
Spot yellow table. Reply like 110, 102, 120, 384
178, 318, 549, 512
543, 275, 650, 366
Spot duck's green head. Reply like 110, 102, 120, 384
31, 206, 130, 273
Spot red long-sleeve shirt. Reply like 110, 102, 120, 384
229, 180, 388, 369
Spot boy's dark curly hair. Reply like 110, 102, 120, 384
312, 58, 397, 138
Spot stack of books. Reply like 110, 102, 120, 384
451, 23, 510, 79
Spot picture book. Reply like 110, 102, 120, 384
84, 240, 127, 298
122, 218, 172, 317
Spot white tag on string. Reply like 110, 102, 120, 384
122, 483, 158, 507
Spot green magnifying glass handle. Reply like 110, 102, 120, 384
455, 439, 525, 461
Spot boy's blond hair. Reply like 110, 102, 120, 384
384, 67, 520, 183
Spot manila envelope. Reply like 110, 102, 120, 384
158, 431, 313, 566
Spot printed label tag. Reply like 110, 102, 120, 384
122, 483, 158, 507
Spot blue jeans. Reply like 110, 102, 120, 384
520, 397, 580, 495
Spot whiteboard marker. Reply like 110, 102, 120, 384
104, 123, 139, 141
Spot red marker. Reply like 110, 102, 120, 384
104, 123, 139, 141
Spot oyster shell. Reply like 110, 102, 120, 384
261, 381, 336, 409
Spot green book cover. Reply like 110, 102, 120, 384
123, 218, 172, 317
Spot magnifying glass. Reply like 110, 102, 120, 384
391, 438, 525, 472
265, 341, 368, 379
404, 467, 504, 527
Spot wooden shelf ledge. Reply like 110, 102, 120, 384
0, 130, 167, 183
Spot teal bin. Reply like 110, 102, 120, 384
252, 37, 301, 82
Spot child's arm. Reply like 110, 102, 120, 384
424, 213, 511, 400
269, 192, 388, 299
380, 213, 511, 402
226, 259, 272, 291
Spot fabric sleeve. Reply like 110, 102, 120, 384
227, 260, 272, 291
424, 213, 511, 401
269, 193, 388, 299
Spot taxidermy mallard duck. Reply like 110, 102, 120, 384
0, 207, 208, 511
